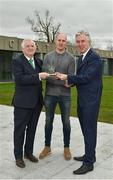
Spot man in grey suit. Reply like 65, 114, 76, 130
39, 33, 75, 160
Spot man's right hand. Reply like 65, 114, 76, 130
39, 72, 49, 80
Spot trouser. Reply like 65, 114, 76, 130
77, 104, 100, 165
14, 103, 42, 159
44, 95, 71, 147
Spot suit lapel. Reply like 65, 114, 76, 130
77, 48, 92, 71
22, 54, 36, 72
21, 54, 42, 73
34, 58, 42, 72
82, 48, 92, 63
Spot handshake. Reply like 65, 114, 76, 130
39, 72, 68, 80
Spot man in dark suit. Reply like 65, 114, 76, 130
12, 39, 49, 168
56, 31, 103, 174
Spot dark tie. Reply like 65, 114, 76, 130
77, 55, 83, 69
29, 59, 35, 68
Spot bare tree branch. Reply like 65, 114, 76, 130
26, 9, 61, 43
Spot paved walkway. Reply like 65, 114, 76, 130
0, 105, 113, 179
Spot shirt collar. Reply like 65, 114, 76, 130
24, 55, 34, 61
82, 48, 90, 60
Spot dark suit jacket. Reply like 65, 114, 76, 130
12, 54, 43, 109
68, 48, 103, 107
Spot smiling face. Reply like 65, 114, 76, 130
21, 39, 36, 58
75, 32, 91, 54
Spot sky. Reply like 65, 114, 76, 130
0, 0, 113, 49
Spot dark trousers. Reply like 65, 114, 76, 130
77, 104, 100, 165
14, 102, 42, 159
44, 95, 71, 147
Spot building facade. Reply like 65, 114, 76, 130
0, 35, 113, 81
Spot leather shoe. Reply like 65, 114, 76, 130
73, 155, 84, 161
39, 146, 51, 159
73, 164, 94, 175
24, 154, 38, 163
64, 148, 72, 160
16, 159, 25, 168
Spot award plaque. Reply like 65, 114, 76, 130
49, 73, 56, 76
48, 64, 56, 76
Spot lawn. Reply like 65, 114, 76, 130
0, 76, 113, 124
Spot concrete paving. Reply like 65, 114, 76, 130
0, 105, 113, 179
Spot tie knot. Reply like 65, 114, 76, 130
29, 58, 33, 62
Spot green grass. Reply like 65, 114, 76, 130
0, 82, 15, 105
0, 76, 113, 124
99, 76, 113, 124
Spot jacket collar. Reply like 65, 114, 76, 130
77, 48, 93, 71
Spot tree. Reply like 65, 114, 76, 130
26, 10, 61, 43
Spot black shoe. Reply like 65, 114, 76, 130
24, 154, 38, 163
73, 155, 84, 161
73, 164, 94, 175
16, 159, 25, 168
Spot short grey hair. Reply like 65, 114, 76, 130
75, 30, 91, 44
21, 39, 36, 48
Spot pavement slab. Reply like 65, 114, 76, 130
0, 105, 113, 179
